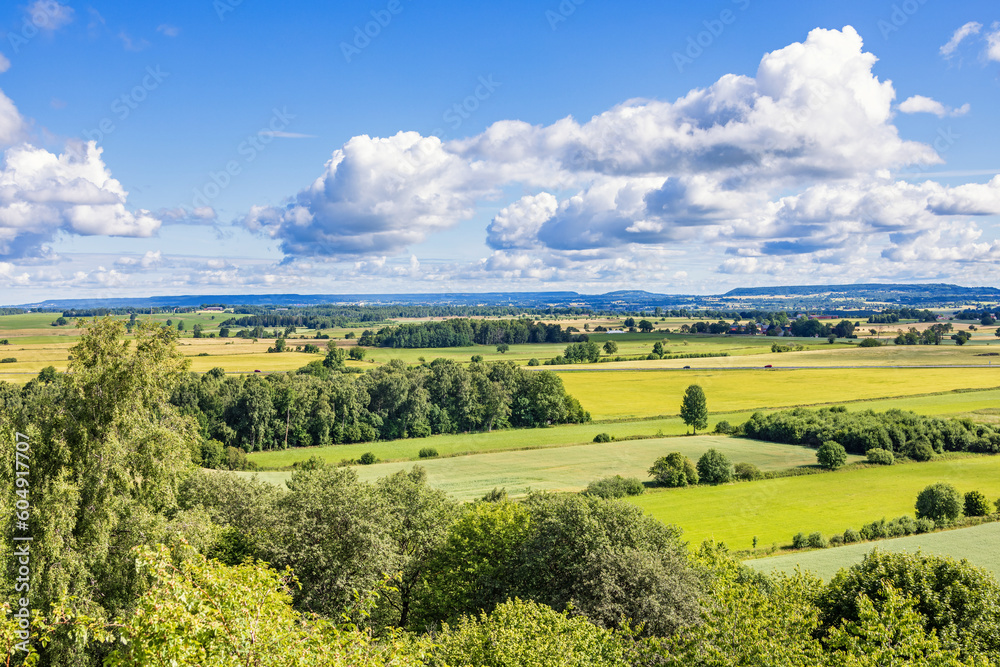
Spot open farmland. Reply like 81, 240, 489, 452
246, 385, 1000, 470
558, 367, 1000, 420
745, 522, 1000, 580
627, 456, 1000, 550
242, 435, 837, 501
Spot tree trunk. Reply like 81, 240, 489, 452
284, 405, 290, 449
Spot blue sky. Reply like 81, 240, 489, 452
0, 0, 998, 302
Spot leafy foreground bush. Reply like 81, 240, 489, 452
584, 475, 645, 499
819, 549, 1000, 659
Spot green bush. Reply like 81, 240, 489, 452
418, 447, 439, 459
527, 358, 540, 366
733, 462, 763, 481
829, 534, 844, 546
792, 532, 808, 549
858, 338, 883, 347
915, 517, 935, 534
807, 532, 828, 549
818, 550, 1000, 656
714, 420, 733, 434
816, 440, 847, 470
910, 438, 935, 461
964, 490, 992, 517
842, 528, 861, 543
583, 475, 645, 499
358, 452, 378, 465
866, 448, 894, 465
470, 354, 484, 363
0, 357, 16, 363
915, 483, 963, 523
593, 432, 613, 443
697, 448, 734, 484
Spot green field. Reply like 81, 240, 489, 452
559, 367, 1000, 420
241, 435, 840, 501
627, 456, 1000, 550
246, 386, 1000, 470
745, 521, 1000, 580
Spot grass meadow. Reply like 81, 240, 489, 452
745, 521, 1000, 580
242, 435, 841, 502
627, 455, 1000, 550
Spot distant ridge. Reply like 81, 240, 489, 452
722, 283, 1000, 298
6, 283, 999, 311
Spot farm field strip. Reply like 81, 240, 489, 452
745, 521, 1000, 580
242, 436, 835, 502
627, 456, 1000, 550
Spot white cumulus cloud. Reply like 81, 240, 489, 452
898, 95, 969, 117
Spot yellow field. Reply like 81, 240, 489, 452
558, 367, 1000, 420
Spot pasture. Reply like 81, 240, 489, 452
745, 521, 1000, 580
627, 456, 1000, 550
242, 435, 836, 501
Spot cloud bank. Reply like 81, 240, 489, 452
242, 26, 997, 286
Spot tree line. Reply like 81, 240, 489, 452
867, 307, 939, 323
219, 304, 595, 331
166, 357, 589, 453
358, 318, 591, 348
739, 405, 1000, 457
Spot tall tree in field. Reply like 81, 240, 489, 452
680, 384, 708, 435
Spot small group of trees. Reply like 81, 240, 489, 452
893, 323, 953, 345
914, 483, 996, 523
648, 448, 735, 486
